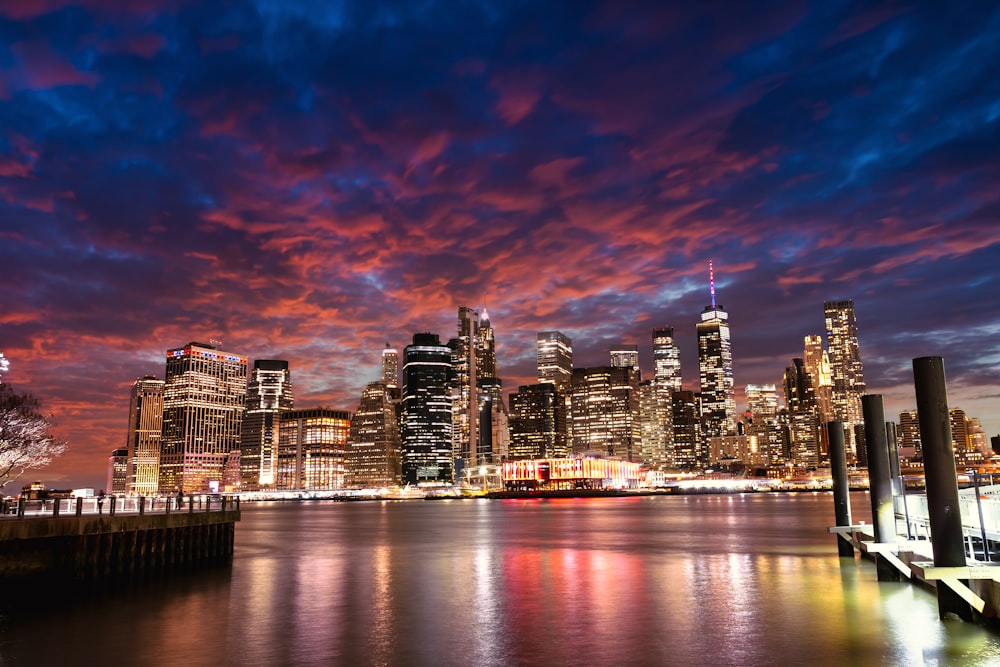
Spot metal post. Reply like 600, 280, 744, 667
862, 394, 898, 581
972, 472, 990, 561
17, 497, 24, 519
913, 356, 973, 621
886, 421, 902, 492
828, 421, 854, 557
76, 496, 83, 516
189, 494, 194, 513
53, 498, 60, 517
109, 496, 116, 516
139, 496, 145, 516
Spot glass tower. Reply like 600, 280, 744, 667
402, 333, 453, 484
124, 375, 164, 495
240, 360, 293, 490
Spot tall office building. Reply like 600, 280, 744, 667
537, 331, 573, 390
508, 383, 567, 460
450, 307, 479, 471
745, 383, 783, 466
123, 375, 164, 495
240, 360, 293, 491
476, 309, 508, 466
652, 327, 682, 393
824, 300, 866, 444
639, 379, 671, 470
402, 333, 453, 484
610, 344, 639, 370
568, 366, 641, 462
671, 390, 701, 469
347, 381, 402, 487
381, 343, 399, 388
277, 408, 350, 490
898, 410, 922, 459
159, 342, 247, 493
698, 265, 737, 439
108, 448, 129, 496
783, 358, 820, 468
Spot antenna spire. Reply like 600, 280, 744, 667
709, 260, 716, 308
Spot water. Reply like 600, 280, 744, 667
2, 492, 999, 666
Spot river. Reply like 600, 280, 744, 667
2, 492, 999, 666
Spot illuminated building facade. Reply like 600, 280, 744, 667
402, 333, 453, 484
898, 409, 922, 459
381, 344, 399, 388
509, 383, 567, 460
476, 310, 508, 466
652, 327, 682, 393
783, 358, 820, 469
639, 379, 671, 470
537, 331, 573, 390
502, 457, 641, 490
824, 300, 866, 450
698, 266, 737, 441
347, 381, 402, 487
449, 307, 479, 471
671, 390, 701, 469
277, 408, 350, 490
124, 375, 164, 495
240, 360, 293, 491
159, 342, 247, 494
745, 384, 783, 465
610, 344, 639, 370
568, 366, 641, 462
108, 448, 129, 495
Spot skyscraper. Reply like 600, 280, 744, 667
639, 379, 671, 470
610, 344, 639, 370
671, 390, 701, 469
475, 309, 508, 466
159, 341, 247, 493
450, 307, 479, 471
402, 333, 453, 484
347, 381, 402, 487
123, 375, 164, 495
568, 366, 641, 462
783, 358, 820, 469
240, 359, 293, 490
745, 384, 782, 465
108, 448, 129, 496
537, 331, 573, 390
381, 343, 399, 388
824, 300, 866, 446
277, 408, 350, 490
508, 383, 567, 460
652, 327, 682, 393
698, 264, 736, 440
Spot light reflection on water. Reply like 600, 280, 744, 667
1, 492, 999, 666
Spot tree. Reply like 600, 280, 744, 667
0, 383, 68, 490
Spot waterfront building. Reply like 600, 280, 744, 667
537, 331, 573, 390
502, 457, 641, 491
476, 310, 508, 466
671, 390, 701, 469
347, 381, 402, 487
123, 375, 164, 495
745, 383, 783, 466
698, 264, 737, 441
898, 409, 922, 460
159, 342, 247, 494
824, 300, 866, 453
450, 307, 480, 472
639, 379, 671, 470
381, 344, 399, 389
509, 383, 567, 460
610, 344, 639, 370
803, 334, 833, 454
402, 333, 453, 484
240, 360, 293, 491
568, 366, 641, 462
783, 358, 820, 469
277, 408, 350, 490
652, 327, 682, 393
108, 448, 129, 495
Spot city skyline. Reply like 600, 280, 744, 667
1, 1, 998, 488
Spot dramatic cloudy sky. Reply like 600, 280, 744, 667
2, 0, 998, 489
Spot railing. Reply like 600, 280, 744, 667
894, 485, 1000, 558
1, 494, 240, 519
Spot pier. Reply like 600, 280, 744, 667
0, 495, 240, 585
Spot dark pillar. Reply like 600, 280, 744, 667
828, 421, 854, 557
76, 497, 83, 516
913, 356, 973, 621
886, 422, 902, 493
862, 395, 899, 581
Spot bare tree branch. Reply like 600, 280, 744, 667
0, 383, 69, 490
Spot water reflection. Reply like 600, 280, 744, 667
2, 494, 999, 666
